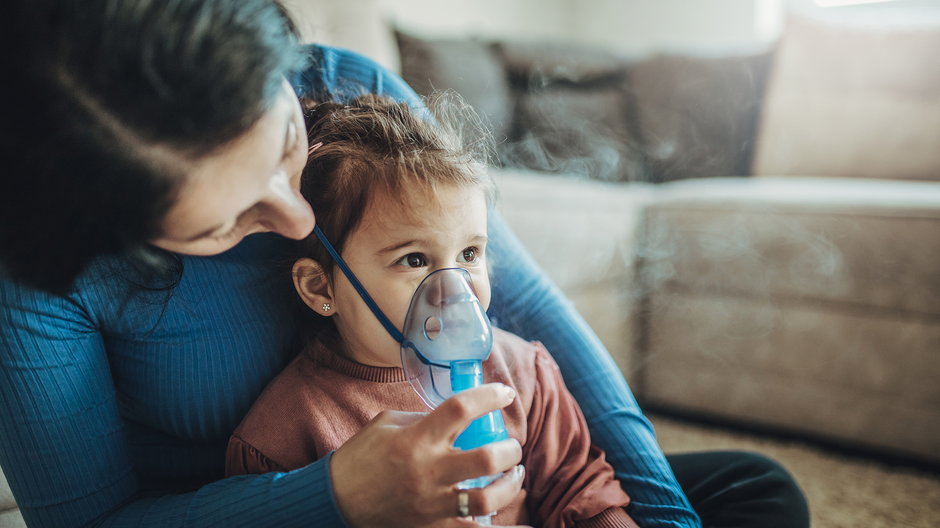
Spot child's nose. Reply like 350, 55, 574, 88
422, 268, 476, 308
422, 273, 445, 307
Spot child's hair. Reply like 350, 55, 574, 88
295, 92, 496, 280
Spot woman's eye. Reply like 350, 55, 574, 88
209, 227, 238, 241
209, 209, 254, 241
398, 253, 427, 268
283, 121, 299, 162
459, 247, 478, 263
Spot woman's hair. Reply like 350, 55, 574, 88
1, 0, 305, 294
296, 93, 496, 283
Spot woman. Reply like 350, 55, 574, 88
0, 1, 807, 527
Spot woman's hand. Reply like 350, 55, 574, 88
330, 383, 530, 528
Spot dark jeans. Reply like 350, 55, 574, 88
666, 451, 810, 528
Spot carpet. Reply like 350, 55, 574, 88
649, 413, 940, 528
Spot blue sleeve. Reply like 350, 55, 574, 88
0, 278, 346, 528
487, 214, 702, 528
292, 44, 422, 107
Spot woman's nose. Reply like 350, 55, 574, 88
259, 171, 315, 239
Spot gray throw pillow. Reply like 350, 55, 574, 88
495, 42, 644, 182
505, 83, 646, 182
630, 51, 773, 183
396, 31, 514, 144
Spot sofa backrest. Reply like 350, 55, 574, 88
398, 15, 940, 185
396, 30, 773, 184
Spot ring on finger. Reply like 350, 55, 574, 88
457, 489, 470, 517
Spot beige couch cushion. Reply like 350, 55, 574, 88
1, 465, 13, 510
636, 177, 940, 462
643, 177, 940, 316
753, 16, 940, 181
643, 293, 940, 462
1, 465, 24, 528
0, 510, 26, 528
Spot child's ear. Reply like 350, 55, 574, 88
292, 258, 335, 316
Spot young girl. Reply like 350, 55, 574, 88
225, 95, 639, 527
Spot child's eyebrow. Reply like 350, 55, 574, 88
376, 239, 421, 255
376, 235, 488, 256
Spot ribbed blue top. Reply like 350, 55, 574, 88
0, 44, 699, 527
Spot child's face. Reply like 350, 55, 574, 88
327, 183, 490, 368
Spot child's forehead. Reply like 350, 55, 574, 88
357, 182, 487, 234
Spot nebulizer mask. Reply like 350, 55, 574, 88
400, 268, 510, 449
314, 226, 508, 522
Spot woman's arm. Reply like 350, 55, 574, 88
0, 278, 348, 528
292, 45, 423, 108
487, 213, 701, 528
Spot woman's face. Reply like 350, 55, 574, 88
150, 80, 315, 255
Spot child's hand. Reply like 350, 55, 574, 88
330, 383, 526, 528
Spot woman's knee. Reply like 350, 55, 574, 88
727, 451, 810, 528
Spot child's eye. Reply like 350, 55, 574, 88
459, 247, 479, 263
397, 253, 427, 268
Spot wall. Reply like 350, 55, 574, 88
563, 0, 782, 55
384, 0, 940, 56
385, 0, 783, 55
383, 0, 571, 42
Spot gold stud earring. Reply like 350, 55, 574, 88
322, 303, 331, 313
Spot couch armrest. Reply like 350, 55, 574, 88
634, 176, 940, 463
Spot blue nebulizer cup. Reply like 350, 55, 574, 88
401, 268, 509, 524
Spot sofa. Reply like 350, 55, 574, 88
394, 15, 940, 466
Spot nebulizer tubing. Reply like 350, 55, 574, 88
314, 226, 508, 523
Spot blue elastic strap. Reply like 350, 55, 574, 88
313, 225, 405, 343
314, 226, 451, 371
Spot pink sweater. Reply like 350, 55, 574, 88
226, 328, 638, 528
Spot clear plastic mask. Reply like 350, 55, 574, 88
400, 268, 493, 408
